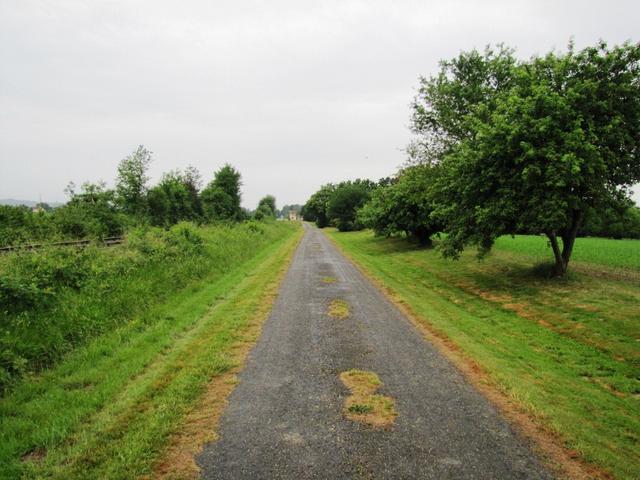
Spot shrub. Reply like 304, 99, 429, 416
0, 222, 295, 392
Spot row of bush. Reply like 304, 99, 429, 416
0, 146, 287, 248
0, 221, 295, 392
304, 170, 640, 241
0, 198, 129, 248
304, 41, 640, 275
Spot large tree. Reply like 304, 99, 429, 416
182, 165, 204, 219
254, 195, 277, 220
201, 164, 243, 221
411, 45, 517, 161
115, 145, 152, 217
358, 164, 442, 245
303, 184, 336, 228
422, 42, 640, 275
56, 181, 126, 239
327, 180, 375, 231
147, 170, 201, 226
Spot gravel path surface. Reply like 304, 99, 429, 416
198, 225, 552, 479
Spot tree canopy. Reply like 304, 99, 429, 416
201, 164, 243, 222
0, 145, 250, 247
303, 184, 336, 228
254, 195, 277, 220
148, 169, 203, 226
413, 41, 640, 275
115, 145, 152, 217
57, 181, 126, 239
358, 164, 442, 245
301, 41, 640, 275
327, 180, 375, 231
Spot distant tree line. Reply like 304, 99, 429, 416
0, 146, 282, 247
302, 180, 377, 231
304, 41, 640, 275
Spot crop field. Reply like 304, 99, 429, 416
328, 230, 640, 480
494, 235, 640, 271
0, 222, 302, 479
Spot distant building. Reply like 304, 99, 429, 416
289, 210, 299, 221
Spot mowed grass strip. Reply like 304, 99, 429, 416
0, 225, 302, 480
149, 224, 303, 480
327, 230, 640, 480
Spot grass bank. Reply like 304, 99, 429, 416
327, 230, 639, 480
0, 221, 302, 479
0, 221, 292, 389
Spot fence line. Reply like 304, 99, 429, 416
0, 236, 124, 253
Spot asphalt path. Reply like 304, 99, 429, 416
198, 224, 552, 479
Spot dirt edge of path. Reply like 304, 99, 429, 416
326, 233, 613, 480
146, 229, 304, 480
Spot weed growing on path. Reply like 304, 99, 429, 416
340, 369, 397, 427
348, 403, 373, 414
328, 299, 350, 319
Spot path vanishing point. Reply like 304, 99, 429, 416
197, 224, 552, 479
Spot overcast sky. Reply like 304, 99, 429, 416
1, 0, 639, 208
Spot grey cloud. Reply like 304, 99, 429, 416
1, 0, 638, 207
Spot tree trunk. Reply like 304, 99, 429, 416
547, 231, 567, 276
547, 210, 584, 277
560, 210, 584, 272
413, 228, 433, 247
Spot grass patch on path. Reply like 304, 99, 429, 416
340, 369, 397, 428
327, 230, 639, 480
328, 299, 350, 319
0, 224, 302, 480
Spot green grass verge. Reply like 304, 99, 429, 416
327, 230, 639, 480
0, 223, 302, 479
0, 221, 297, 389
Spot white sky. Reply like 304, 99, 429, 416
1, 0, 639, 208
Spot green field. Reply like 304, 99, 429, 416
494, 235, 640, 271
0, 222, 302, 479
328, 230, 640, 480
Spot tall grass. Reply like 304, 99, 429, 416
0, 221, 294, 391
